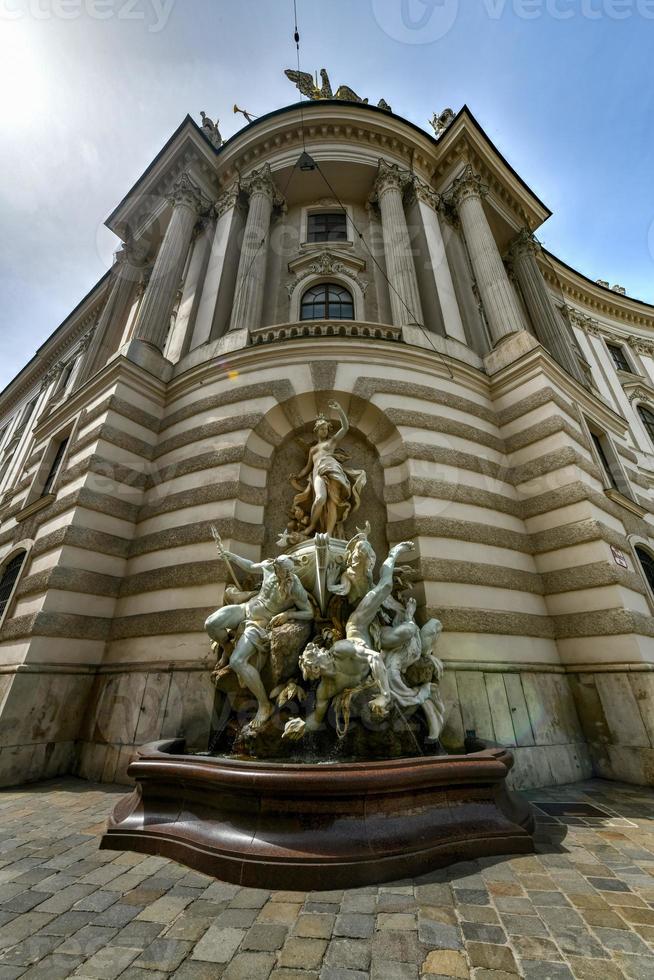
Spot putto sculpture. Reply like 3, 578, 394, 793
205, 399, 446, 759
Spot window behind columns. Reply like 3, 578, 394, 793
307, 211, 347, 243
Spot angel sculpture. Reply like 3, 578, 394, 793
200, 111, 223, 149
430, 108, 455, 139
284, 68, 392, 112
289, 400, 366, 539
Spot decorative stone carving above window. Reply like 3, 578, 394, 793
250, 320, 401, 346
286, 250, 368, 299
626, 335, 654, 358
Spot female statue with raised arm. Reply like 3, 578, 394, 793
290, 400, 366, 538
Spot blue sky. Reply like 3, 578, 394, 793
1, 0, 653, 389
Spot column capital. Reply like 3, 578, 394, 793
213, 182, 241, 220
168, 172, 205, 214
412, 176, 442, 212
508, 228, 541, 261
373, 158, 414, 200
451, 165, 487, 207
241, 163, 284, 208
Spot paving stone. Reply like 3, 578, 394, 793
465, 942, 518, 972
243, 923, 288, 950
320, 969, 367, 980
452, 889, 489, 906
58, 924, 120, 957
565, 957, 625, 980
257, 903, 303, 926
0, 932, 63, 966
228, 889, 271, 909
93, 902, 139, 928
520, 961, 575, 980
415, 884, 453, 906
612, 953, 654, 980
333, 913, 374, 939
371, 929, 423, 962
215, 908, 259, 929
38, 910, 94, 935
171, 963, 226, 979
278, 936, 327, 969
136, 895, 193, 923
460, 922, 506, 944
72, 944, 140, 978
592, 927, 651, 954
458, 904, 499, 924
74, 891, 118, 913
376, 912, 416, 930
291, 913, 334, 939
341, 894, 377, 913
324, 938, 371, 970
132, 937, 193, 971
370, 961, 419, 979
418, 919, 462, 949
420, 906, 458, 925
192, 926, 246, 963
0, 890, 45, 914
499, 914, 549, 937
111, 920, 163, 948
509, 935, 561, 960
222, 951, 276, 979
421, 949, 469, 977
19, 952, 85, 979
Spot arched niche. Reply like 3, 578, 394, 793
261, 421, 389, 566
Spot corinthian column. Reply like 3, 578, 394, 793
413, 178, 466, 343
132, 173, 204, 352
229, 164, 283, 332
372, 160, 423, 327
509, 230, 588, 385
452, 166, 526, 345
77, 243, 144, 385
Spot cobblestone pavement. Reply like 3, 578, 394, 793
0, 778, 653, 979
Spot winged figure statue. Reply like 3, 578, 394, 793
284, 68, 392, 112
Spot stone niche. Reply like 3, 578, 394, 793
262, 423, 389, 564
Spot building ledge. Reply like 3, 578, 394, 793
14, 494, 55, 524
604, 488, 649, 519
249, 319, 402, 346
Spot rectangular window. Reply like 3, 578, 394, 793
14, 396, 38, 437
41, 436, 69, 497
590, 431, 618, 490
307, 211, 347, 243
606, 343, 632, 373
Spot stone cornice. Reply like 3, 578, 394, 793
412, 176, 441, 212
543, 255, 654, 333
621, 378, 654, 406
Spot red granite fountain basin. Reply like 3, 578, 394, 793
101, 738, 534, 890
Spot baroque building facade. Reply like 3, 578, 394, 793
1, 97, 654, 790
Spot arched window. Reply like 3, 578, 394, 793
637, 405, 654, 447
300, 283, 354, 321
635, 546, 654, 594
0, 551, 26, 622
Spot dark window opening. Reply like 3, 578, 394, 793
57, 359, 76, 393
307, 211, 347, 243
42, 437, 69, 497
607, 343, 631, 373
300, 284, 354, 321
590, 431, 618, 491
638, 406, 654, 446
0, 552, 26, 621
636, 546, 654, 594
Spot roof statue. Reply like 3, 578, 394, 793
430, 107, 455, 138
285, 67, 392, 112
200, 111, 223, 149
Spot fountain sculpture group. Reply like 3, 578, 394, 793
103, 403, 534, 888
